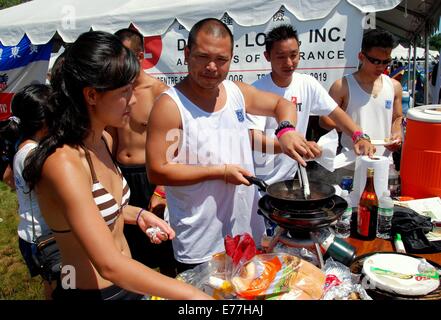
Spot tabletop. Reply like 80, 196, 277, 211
347, 236, 441, 265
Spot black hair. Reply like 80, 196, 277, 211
0, 84, 53, 170
432, 61, 439, 86
23, 31, 140, 190
265, 24, 299, 53
187, 18, 234, 53
361, 29, 395, 52
115, 28, 144, 54
49, 51, 65, 92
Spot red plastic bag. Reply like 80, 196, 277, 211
224, 233, 257, 268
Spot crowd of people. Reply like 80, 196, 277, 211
0, 18, 403, 300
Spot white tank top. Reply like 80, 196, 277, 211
164, 80, 265, 264
14, 142, 50, 242
341, 74, 394, 158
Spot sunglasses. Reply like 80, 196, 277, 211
363, 52, 392, 65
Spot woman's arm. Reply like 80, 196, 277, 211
40, 147, 211, 299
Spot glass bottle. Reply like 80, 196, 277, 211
335, 190, 352, 238
357, 167, 379, 240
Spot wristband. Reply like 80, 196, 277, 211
352, 131, 363, 143
153, 188, 166, 199
276, 127, 295, 139
136, 208, 145, 225
352, 131, 372, 143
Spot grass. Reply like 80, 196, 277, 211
0, 181, 44, 300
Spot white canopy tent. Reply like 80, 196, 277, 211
392, 43, 439, 60
0, 0, 402, 46
0, 0, 440, 104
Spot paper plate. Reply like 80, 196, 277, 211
362, 253, 440, 296
371, 139, 398, 146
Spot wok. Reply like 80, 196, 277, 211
257, 195, 347, 231
246, 176, 336, 208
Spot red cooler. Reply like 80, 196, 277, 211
401, 105, 441, 198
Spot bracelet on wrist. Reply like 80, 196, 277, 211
136, 208, 145, 225
274, 120, 295, 137
153, 188, 166, 199
352, 131, 371, 143
276, 127, 296, 139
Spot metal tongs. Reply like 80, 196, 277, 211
297, 165, 311, 199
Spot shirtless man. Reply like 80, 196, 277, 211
110, 28, 176, 276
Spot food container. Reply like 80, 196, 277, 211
401, 105, 441, 199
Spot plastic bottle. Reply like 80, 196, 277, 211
357, 167, 379, 240
376, 190, 394, 239
388, 163, 401, 198
394, 233, 406, 253
335, 190, 352, 238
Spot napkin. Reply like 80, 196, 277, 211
310, 129, 339, 172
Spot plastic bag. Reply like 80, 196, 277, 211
176, 252, 237, 300
322, 258, 372, 300
230, 253, 326, 300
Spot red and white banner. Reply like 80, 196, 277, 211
142, 2, 364, 91
0, 35, 52, 120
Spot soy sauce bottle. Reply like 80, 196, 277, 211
357, 167, 378, 240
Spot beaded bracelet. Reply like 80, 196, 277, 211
136, 208, 145, 225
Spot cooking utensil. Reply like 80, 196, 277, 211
299, 166, 310, 199
245, 176, 335, 207
257, 195, 346, 231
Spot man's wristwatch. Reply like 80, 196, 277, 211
275, 120, 295, 136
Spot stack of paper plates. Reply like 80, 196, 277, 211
362, 253, 440, 296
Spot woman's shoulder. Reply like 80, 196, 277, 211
42, 144, 87, 180
48, 144, 81, 160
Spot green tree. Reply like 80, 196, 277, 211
0, 0, 28, 10
430, 33, 441, 51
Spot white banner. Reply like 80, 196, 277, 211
143, 2, 365, 90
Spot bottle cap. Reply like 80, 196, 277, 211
395, 233, 402, 241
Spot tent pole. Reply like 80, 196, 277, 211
412, 38, 417, 107
424, 22, 430, 105
407, 44, 411, 93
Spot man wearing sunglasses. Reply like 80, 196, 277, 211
320, 29, 403, 162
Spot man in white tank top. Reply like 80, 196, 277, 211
320, 29, 403, 162
146, 18, 315, 272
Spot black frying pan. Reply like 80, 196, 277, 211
257, 195, 346, 231
246, 176, 335, 203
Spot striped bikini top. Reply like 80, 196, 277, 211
51, 139, 130, 233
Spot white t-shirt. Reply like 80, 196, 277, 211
247, 72, 337, 185
164, 80, 265, 264
14, 142, 50, 242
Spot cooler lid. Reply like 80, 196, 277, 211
407, 105, 441, 123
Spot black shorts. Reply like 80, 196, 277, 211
18, 237, 41, 278
118, 163, 176, 274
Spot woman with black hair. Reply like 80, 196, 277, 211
0, 83, 58, 298
22, 31, 211, 300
